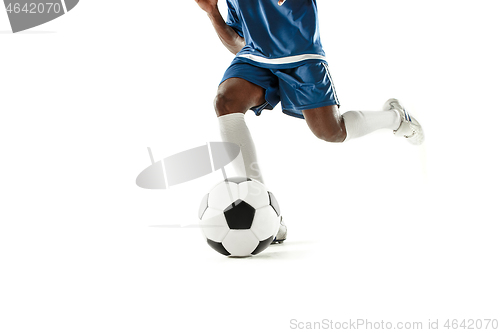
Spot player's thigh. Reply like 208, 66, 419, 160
302, 105, 347, 142
215, 78, 267, 116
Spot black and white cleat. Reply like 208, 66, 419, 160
272, 216, 287, 244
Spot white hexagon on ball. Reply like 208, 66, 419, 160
207, 181, 239, 211
199, 207, 230, 243
237, 180, 270, 209
251, 205, 280, 240
222, 230, 260, 257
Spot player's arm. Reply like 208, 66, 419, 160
195, 0, 245, 55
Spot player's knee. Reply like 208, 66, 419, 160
213, 93, 228, 117
214, 92, 240, 117
313, 126, 346, 143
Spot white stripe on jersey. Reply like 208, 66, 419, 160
237, 53, 327, 65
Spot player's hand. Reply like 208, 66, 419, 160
195, 0, 218, 14
278, 0, 287, 6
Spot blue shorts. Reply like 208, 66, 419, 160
220, 58, 340, 119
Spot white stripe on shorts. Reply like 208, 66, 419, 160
322, 62, 339, 103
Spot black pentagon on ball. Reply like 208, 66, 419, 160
223, 199, 255, 229
251, 235, 275, 255
225, 176, 252, 184
268, 191, 281, 216
206, 239, 230, 256
198, 193, 209, 219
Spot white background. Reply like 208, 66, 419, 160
1, 1, 499, 332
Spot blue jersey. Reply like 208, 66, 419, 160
226, 0, 326, 69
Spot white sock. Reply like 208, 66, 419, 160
218, 113, 264, 184
342, 110, 401, 141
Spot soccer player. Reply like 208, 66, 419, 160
194, 0, 424, 243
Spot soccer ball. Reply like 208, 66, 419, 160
198, 177, 281, 257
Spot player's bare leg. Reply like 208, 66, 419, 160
215, 78, 266, 117
302, 105, 347, 143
